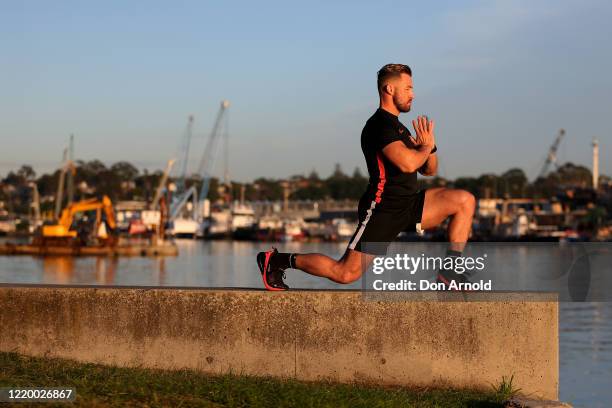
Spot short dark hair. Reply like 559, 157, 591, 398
377, 63, 412, 91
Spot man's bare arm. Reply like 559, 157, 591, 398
381, 115, 436, 174
418, 152, 438, 176
382, 142, 432, 173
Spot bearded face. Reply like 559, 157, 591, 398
392, 73, 414, 113
393, 92, 412, 113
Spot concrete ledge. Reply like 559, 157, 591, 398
0, 286, 558, 399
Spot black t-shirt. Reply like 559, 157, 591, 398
360, 108, 419, 206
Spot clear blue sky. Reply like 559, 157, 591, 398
1, 0, 610, 182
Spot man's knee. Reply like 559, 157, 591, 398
334, 261, 362, 284
457, 190, 476, 213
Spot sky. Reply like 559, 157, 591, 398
1, 0, 611, 183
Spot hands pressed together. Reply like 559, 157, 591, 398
411, 115, 436, 152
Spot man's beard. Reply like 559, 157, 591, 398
394, 97, 411, 113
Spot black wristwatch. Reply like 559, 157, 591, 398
431, 144, 437, 153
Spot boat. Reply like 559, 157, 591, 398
231, 202, 257, 240
330, 218, 356, 241
280, 218, 306, 242
168, 217, 200, 238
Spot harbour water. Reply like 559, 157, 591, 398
0, 239, 610, 407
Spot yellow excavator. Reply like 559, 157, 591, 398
40, 195, 117, 245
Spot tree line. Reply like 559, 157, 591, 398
0, 160, 606, 216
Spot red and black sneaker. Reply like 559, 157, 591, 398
257, 248, 289, 291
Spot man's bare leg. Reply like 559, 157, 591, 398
294, 249, 375, 284
292, 188, 474, 284
259, 188, 475, 290
416, 186, 477, 289
420, 187, 476, 250
257, 246, 374, 290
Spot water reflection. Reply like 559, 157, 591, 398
1, 240, 355, 288
560, 302, 612, 407
0, 239, 611, 405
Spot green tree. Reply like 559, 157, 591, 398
501, 168, 528, 198
556, 162, 592, 187
252, 178, 283, 201
476, 174, 500, 198
17, 165, 36, 181
454, 177, 479, 197
110, 161, 139, 181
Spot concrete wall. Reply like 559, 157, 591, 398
0, 285, 558, 399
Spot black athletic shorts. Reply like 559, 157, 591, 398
347, 189, 427, 255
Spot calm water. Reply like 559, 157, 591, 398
1, 239, 610, 407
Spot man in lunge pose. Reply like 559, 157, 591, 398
257, 63, 476, 290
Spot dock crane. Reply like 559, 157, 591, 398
538, 129, 565, 179
175, 116, 194, 195
67, 134, 75, 206
54, 149, 76, 220
197, 100, 230, 207
28, 182, 42, 232
151, 159, 176, 211
167, 115, 199, 220
169, 101, 230, 221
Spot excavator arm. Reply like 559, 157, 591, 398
42, 195, 116, 238
101, 195, 116, 230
